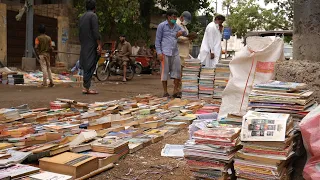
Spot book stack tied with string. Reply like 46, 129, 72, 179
213, 60, 231, 104
235, 111, 295, 180
198, 68, 215, 100
184, 127, 241, 179
182, 59, 201, 100
248, 80, 317, 126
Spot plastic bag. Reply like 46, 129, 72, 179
219, 36, 284, 119
300, 105, 320, 180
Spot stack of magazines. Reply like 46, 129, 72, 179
184, 127, 241, 179
182, 59, 201, 100
248, 80, 317, 124
213, 60, 231, 104
199, 68, 215, 100
235, 111, 294, 180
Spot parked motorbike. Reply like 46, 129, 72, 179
96, 50, 135, 81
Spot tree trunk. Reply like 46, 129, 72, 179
293, 0, 320, 61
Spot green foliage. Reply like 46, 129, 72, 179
264, 0, 293, 22
73, 0, 212, 43
74, 0, 147, 42
227, 0, 292, 38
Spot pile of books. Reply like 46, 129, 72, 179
8, 74, 24, 85
0, 109, 22, 123
219, 113, 243, 126
181, 59, 201, 100
235, 111, 294, 179
213, 60, 231, 104
248, 80, 316, 124
199, 68, 215, 99
184, 127, 241, 179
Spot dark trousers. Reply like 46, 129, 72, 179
83, 57, 99, 89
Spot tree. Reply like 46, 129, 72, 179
74, 0, 146, 41
264, 0, 293, 23
156, 0, 214, 32
226, 0, 292, 38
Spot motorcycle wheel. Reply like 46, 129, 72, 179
135, 63, 143, 75
126, 66, 135, 81
96, 64, 110, 81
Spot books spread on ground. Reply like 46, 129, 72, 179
235, 111, 295, 180
182, 59, 201, 100
184, 127, 241, 179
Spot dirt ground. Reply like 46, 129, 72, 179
0, 74, 306, 180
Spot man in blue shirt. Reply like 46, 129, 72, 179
155, 9, 186, 98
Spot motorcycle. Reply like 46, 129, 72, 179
96, 50, 135, 81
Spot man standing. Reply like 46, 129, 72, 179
132, 42, 140, 56
155, 9, 186, 98
177, 11, 192, 97
116, 35, 132, 82
35, 24, 54, 87
79, 0, 101, 94
198, 15, 225, 68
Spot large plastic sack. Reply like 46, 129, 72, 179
219, 36, 284, 119
300, 105, 320, 180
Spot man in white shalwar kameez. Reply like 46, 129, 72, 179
198, 15, 225, 68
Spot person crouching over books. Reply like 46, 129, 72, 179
35, 24, 54, 87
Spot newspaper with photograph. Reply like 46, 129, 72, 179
241, 111, 291, 142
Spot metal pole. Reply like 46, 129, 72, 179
216, 0, 218, 14
25, 0, 34, 58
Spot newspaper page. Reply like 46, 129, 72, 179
241, 111, 290, 142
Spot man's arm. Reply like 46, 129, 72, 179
155, 23, 163, 55
91, 14, 101, 52
34, 37, 39, 55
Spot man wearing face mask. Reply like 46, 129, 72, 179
79, 0, 101, 94
155, 9, 187, 98
176, 11, 192, 98
198, 15, 225, 68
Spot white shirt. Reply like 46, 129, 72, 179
198, 22, 222, 68
132, 46, 140, 56
177, 18, 190, 58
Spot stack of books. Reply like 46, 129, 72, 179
8, 74, 24, 85
199, 68, 215, 99
248, 81, 316, 124
0, 109, 22, 123
91, 137, 129, 155
213, 61, 231, 104
235, 111, 294, 180
219, 113, 244, 126
184, 127, 241, 179
182, 59, 201, 100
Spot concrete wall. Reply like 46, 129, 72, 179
293, 0, 320, 61
275, 60, 320, 102
0, 3, 6, 66
7, 3, 68, 18
57, 16, 79, 68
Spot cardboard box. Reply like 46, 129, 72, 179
39, 152, 98, 178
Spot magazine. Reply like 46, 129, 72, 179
241, 111, 290, 142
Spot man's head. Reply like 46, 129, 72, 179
86, 0, 96, 12
214, 15, 226, 32
38, 24, 46, 34
166, 9, 179, 25
119, 35, 126, 43
180, 11, 192, 25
